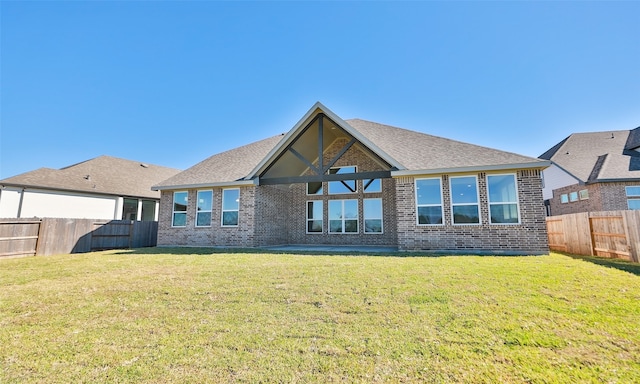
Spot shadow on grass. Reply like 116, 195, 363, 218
112, 246, 544, 258
562, 253, 640, 276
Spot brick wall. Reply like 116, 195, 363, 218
395, 170, 548, 254
548, 181, 640, 215
157, 187, 256, 247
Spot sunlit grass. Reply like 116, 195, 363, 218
1, 250, 639, 383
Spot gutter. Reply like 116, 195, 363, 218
151, 179, 258, 191
391, 160, 551, 177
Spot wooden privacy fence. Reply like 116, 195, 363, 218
546, 210, 640, 263
0, 218, 158, 258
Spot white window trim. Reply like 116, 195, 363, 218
486, 173, 521, 225
328, 199, 359, 234
363, 198, 383, 234
569, 191, 579, 202
579, 189, 589, 200
415, 177, 444, 226
560, 194, 569, 204
172, 191, 188, 227
306, 200, 323, 234
221, 188, 240, 227
328, 166, 358, 195
450, 175, 481, 225
625, 186, 640, 210
195, 190, 213, 227
306, 182, 323, 196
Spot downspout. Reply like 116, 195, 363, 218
17, 187, 25, 218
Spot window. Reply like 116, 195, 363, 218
450, 176, 480, 224
196, 190, 213, 227
221, 189, 239, 226
560, 194, 569, 204
626, 186, 640, 210
122, 198, 138, 220
579, 189, 589, 200
306, 201, 323, 233
141, 200, 156, 221
415, 178, 443, 225
328, 199, 358, 233
328, 166, 357, 194
172, 191, 188, 227
363, 198, 383, 233
307, 182, 323, 195
569, 191, 579, 202
487, 174, 520, 224
364, 179, 382, 193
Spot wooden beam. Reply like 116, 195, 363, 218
288, 147, 320, 175
323, 138, 357, 173
259, 170, 391, 186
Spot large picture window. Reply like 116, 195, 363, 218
487, 174, 520, 224
196, 190, 213, 227
363, 198, 383, 233
172, 191, 188, 227
221, 188, 239, 226
626, 186, 640, 210
328, 166, 357, 194
306, 201, 323, 233
329, 199, 358, 233
415, 178, 443, 225
450, 176, 480, 224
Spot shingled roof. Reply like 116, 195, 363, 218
1, 156, 181, 199
154, 103, 548, 190
539, 127, 640, 183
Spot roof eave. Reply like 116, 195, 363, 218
151, 179, 258, 191
587, 177, 640, 184
391, 161, 551, 177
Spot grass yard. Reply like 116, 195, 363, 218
1, 249, 639, 383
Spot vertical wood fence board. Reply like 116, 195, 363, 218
546, 210, 640, 263
0, 218, 158, 258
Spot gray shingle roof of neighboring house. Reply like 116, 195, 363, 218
154, 103, 548, 190
539, 127, 640, 183
0, 155, 181, 199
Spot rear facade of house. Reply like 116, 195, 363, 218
154, 103, 550, 254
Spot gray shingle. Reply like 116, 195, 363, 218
1, 156, 181, 199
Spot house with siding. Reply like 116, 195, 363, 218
153, 102, 550, 254
0, 156, 180, 221
539, 126, 640, 216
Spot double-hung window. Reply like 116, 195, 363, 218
626, 186, 640, 210
307, 201, 323, 233
172, 191, 188, 227
221, 188, 239, 226
329, 199, 358, 233
363, 198, 383, 233
487, 174, 520, 224
415, 178, 443, 225
328, 166, 357, 194
196, 190, 213, 227
450, 176, 480, 224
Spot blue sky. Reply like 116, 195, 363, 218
1, 1, 639, 178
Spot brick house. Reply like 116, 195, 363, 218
153, 103, 550, 254
539, 127, 640, 216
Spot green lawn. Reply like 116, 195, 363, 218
1, 249, 639, 383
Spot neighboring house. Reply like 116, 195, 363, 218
0, 156, 181, 221
539, 126, 640, 216
153, 102, 550, 254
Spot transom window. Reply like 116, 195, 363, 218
328, 166, 357, 194
328, 199, 358, 233
306, 201, 323, 233
364, 179, 382, 193
450, 176, 480, 224
626, 186, 640, 210
487, 174, 519, 224
221, 188, 240, 226
415, 178, 443, 225
196, 190, 213, 227
363, 198, 383, 233
307, 182, 323, 195
172, 191, 188, 227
